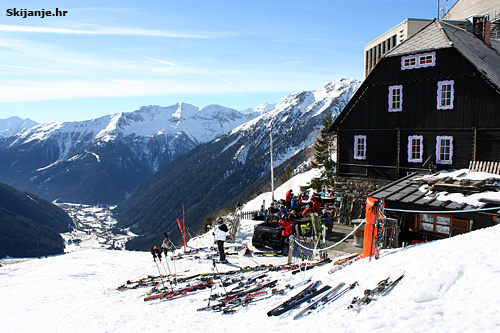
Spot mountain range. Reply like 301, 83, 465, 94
0, 104, 261, 204
0, 78, 360, 249
113, 79, 360, 249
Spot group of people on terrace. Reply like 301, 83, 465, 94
253, 188, 338, 253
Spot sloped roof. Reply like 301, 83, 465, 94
384, 20, 453, 55
370, 169, 500, 212
385, 20, 500, 91
329, 19, 500, 132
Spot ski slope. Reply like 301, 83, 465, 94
1, 218, 499, 332
1, 170, 500, 332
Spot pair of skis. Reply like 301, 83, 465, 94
328, 253, 362, 275
292, 281, 358, 319
290, 258, 332, 275
197, 279, 278, 312
144, 279, 213, 301
267, 281, 330, 316
348, 272, 405, 310
268, 274, 404, 318
267, 280, 358, 319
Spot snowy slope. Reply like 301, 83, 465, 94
0, 116, 37, 138
1, 171, 499, 332
6, 103, 256, 160
225, 78, 360, 168
1, 217, 498, 332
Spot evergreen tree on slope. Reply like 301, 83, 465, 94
310, 112, 335, 188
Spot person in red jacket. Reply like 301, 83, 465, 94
311, 194, 321, 212
278, 215, 293, 255
301, 203, 312, 216
285, 189, 293, 209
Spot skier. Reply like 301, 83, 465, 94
253, 205, 266, 221
161, 232, 175, 254
213, 217, 229, 263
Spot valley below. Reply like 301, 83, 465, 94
57, 203, 134, 253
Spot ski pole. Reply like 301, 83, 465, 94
151, 247, 166, 290
168, 247, 178, 277
162, 248, 177, 285
156, 248, 175, 292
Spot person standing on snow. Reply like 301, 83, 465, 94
161, 232, 175, 255
214, 217, 229, 263
278, 215, 293, 256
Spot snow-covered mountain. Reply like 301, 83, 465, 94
114, 78, 361, 249
0, 103, 260, 204
0, 116, 37, 138
0, 79, 359, 206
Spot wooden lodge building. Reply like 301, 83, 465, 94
329, 17, 500, 245
330, 18, 500, 181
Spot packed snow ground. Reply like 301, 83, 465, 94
1, 171, 500, 332
2, 219, 499, 332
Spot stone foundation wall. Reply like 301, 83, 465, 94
330, 177, 391, 223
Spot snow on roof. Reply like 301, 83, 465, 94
418, 169, 500, 207
371, 169, 500, 209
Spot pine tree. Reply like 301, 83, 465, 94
280, 164, 294, 183
311, 112, 336, 187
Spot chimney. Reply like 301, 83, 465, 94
473, 16, 491, 45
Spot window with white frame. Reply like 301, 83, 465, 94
436, 136, 453, 165
437, 80, 454, 110
388, 85, 403, 112
401, 52, 436, 70
402, 56, 417, 68
419, 54, 434, 66
354, 135, 366, 160
408, 135, 423, 163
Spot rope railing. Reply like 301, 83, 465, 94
291, 220, 365, 252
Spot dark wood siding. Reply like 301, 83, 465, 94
476, 130, 500, 161
337, 129, 399, 180
336, 49, 500, 131
399, 129, 474, 173
333, 47, 500, 181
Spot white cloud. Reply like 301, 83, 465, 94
0, 24, 238, 39
0, 77, 310, 103
0, 63, 71, 75
142, 56, 233, 85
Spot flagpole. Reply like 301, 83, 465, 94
270, 126, 275, 203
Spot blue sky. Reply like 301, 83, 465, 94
0, 0, 457, 123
